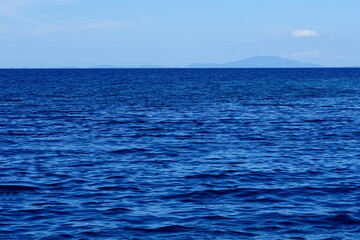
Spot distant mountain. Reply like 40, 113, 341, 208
187, 56, 322, 68
91, 64, 167, 69
93, 64, 118, 69
129, 65, 167, 68
59, 66, 78, 69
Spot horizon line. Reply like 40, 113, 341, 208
1, 67, 360, 70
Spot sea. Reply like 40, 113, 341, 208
1, 68, 360, 239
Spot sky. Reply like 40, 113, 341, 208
0, 0, 359, 68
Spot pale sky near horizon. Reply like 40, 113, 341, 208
0, 0, 359, 68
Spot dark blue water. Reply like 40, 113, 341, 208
1, 68, 360, 239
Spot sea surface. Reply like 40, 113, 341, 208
1, 68, 360, 240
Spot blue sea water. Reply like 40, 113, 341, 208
1, 68, 360, 239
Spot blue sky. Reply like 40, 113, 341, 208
0, 0, 359, 67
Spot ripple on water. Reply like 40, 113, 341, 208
1, 68, 360, 239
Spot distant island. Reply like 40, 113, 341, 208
93, 64, 118, 69
92, 64, 167, 69
90, 56, 322, 69
187, 56, 322, 68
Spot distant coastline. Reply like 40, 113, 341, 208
187, 56, 322, 68
90, 56, 324, 69
1, 56, 360, 69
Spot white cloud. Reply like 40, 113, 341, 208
291, 29, 320, 38
287, 50, 321, 58
0, 0, 83, 20
0, 0, 142, 35
29, 20, 134, 34
85, 21, 127, 30
0, 26, 6, 38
